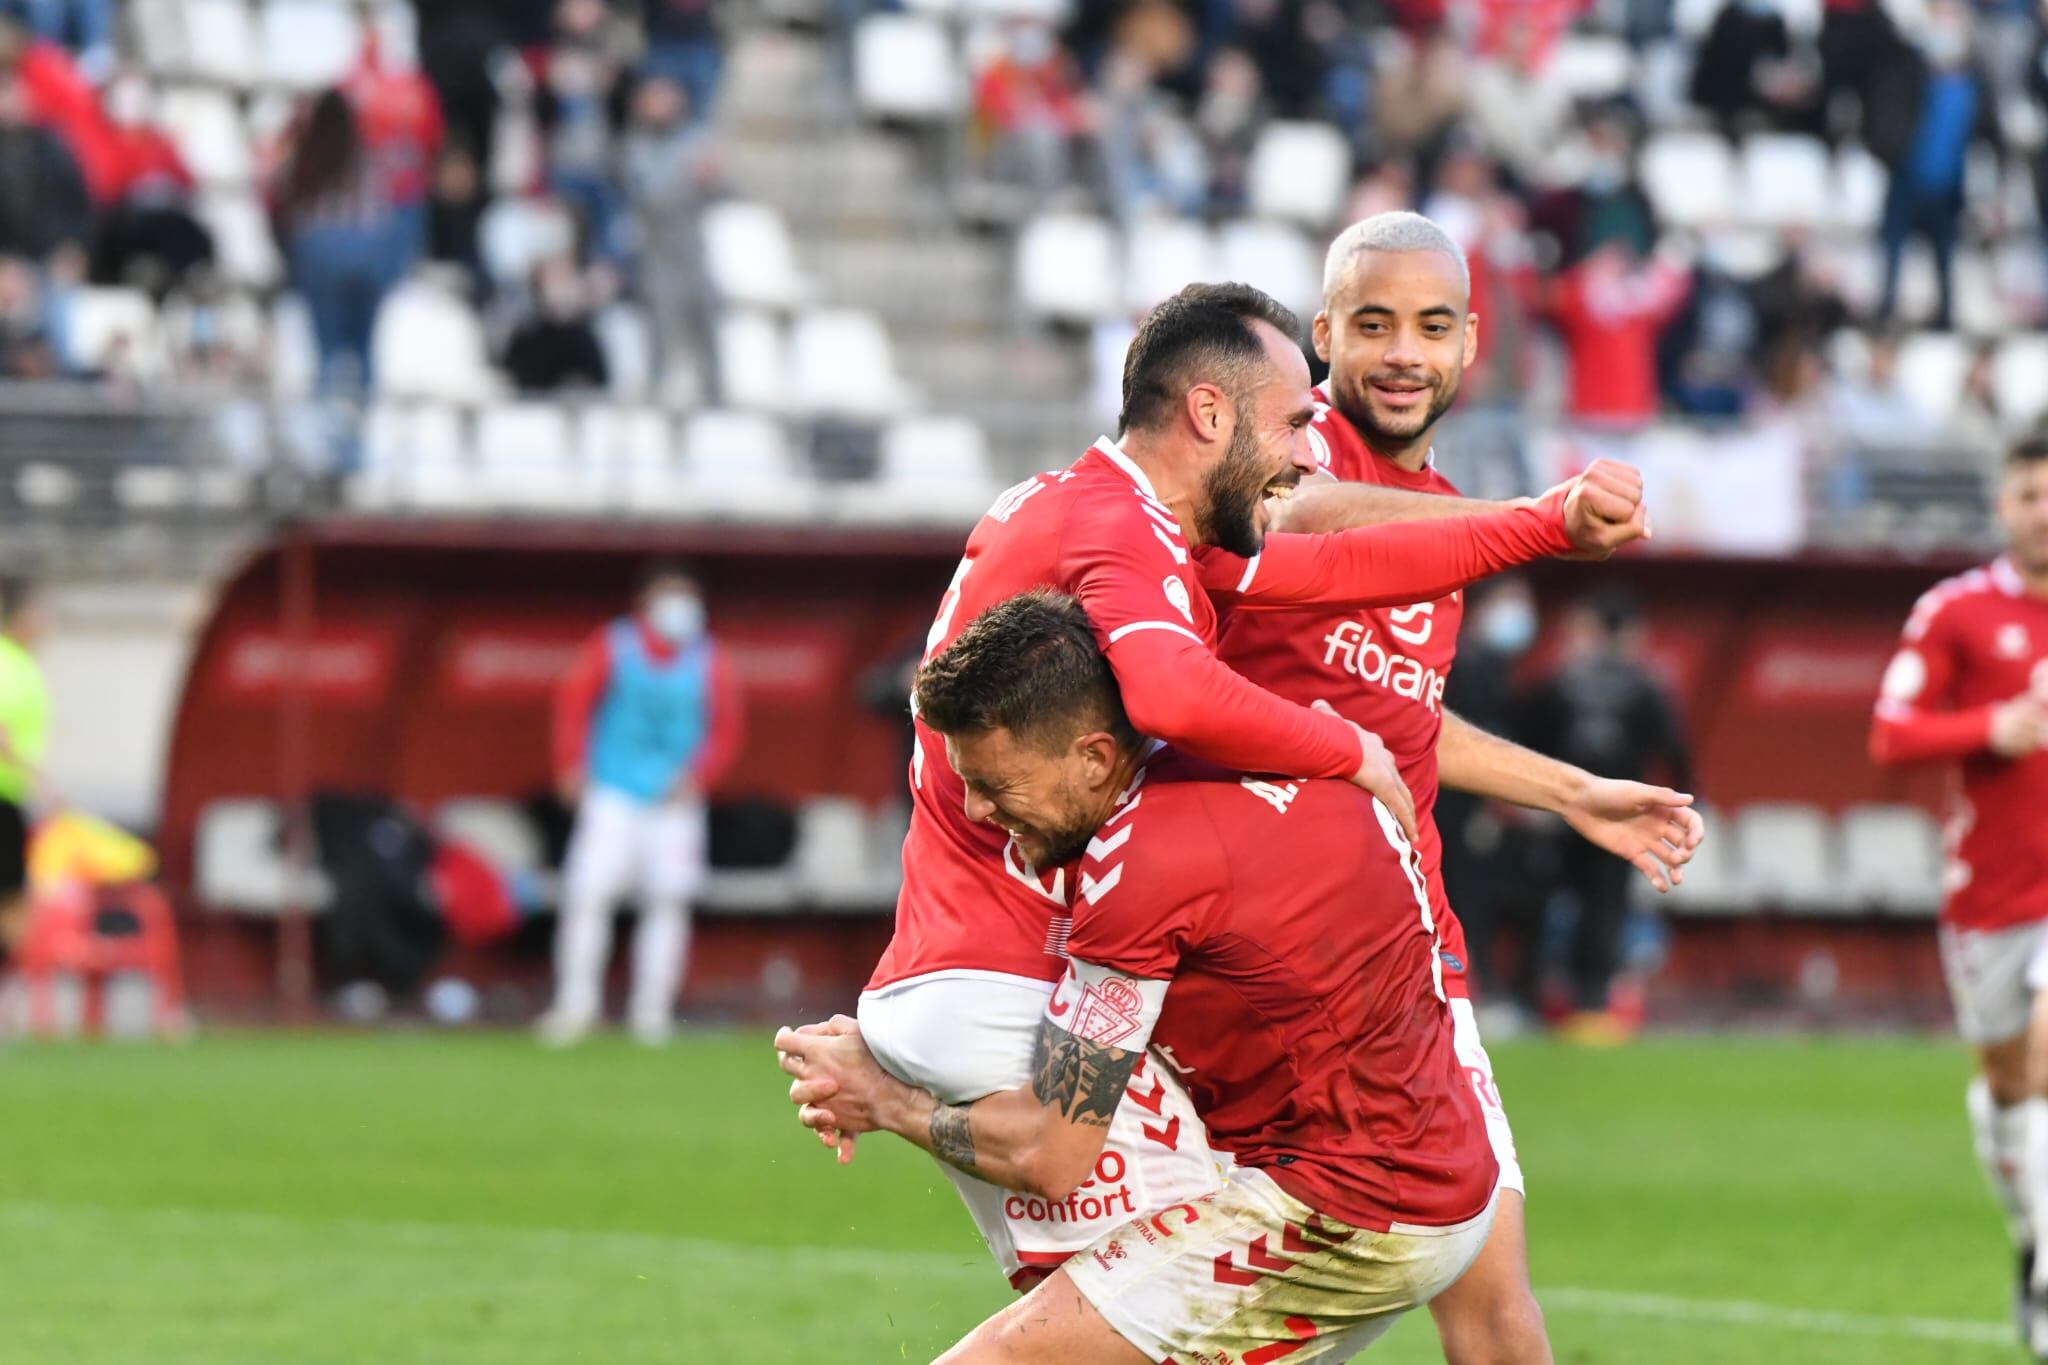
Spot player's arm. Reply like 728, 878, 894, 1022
1869, 600, 2048, 763
550, 631, 611, 802
683, 646, 747, 794
1438, 709, 1704, 892
1266, 480, 1521, 535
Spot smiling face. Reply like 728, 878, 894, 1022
944, 725, 1117, 871
1195, 319, 1320, 557
1313, 247, 1477, 462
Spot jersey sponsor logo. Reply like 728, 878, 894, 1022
1997, 623, 2032, 660
1163, 574, 1194, 624
1322, 619, 1448, 714
1385, 601, 1436, 647
1071, 975, 1146, 1045
1004, 1150, 1137, 1228
1240, 777, 1300, 813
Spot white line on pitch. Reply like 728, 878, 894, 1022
1541, 1286, 2011, 1347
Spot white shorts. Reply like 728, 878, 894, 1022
1450, 997, 1525, 1197
1067, 1164, 1498, 1364
563, 785, 708, 909
860, 971, 1224, 1284
1940, 920, 2048, 1044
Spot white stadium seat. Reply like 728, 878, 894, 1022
789, 309, 909, 419
195, 798, 332, 914
1994, 336, 2048, 430
1218, 220, 1320, 317
474, 403, 601, 511
714, 309, 785, 411
198, 192, 283, 288
1733, 803, 1845, 914
579, 406, 674, 478
1837, 804, 1943, 916
1832, 144, 1888, 233
370, 281, 499, 403
260, 0, 362, 91
676, 410, 810, 517
1741, 134, 1832, 229
1248, 121, 1352, 227
1894, 332, 1972, 425
594, 303, 655, 401
1016, 212, 1118, 323
702, 201, 806, 310
1645, 805, 1753, 916
796, 798, 881, 909
64, 289, 167, 380
178, 0, 259, 87
477, 198, 579, 289
844, 415, 996, 522
853, 14, 963, 121
1640, 131, 1736, 230
161, 87, 253, 187
1122, 216, 1217, 314
1549, 34, 1635, 100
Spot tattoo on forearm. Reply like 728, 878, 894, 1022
930, 1103, 978, 1176
1029, 1018, 1138, 1127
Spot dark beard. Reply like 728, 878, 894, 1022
1334, 369, 1462, 450
1195, 420, 1272, 558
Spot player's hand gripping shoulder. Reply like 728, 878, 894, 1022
775, 1013, 1140, 1201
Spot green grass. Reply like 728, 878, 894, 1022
0, 1030, 2021, 1363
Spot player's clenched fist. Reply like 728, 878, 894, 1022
1555, 459, 1650, 560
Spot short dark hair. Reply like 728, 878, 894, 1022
2009, 433, 2048, 469
915, 590, 1140, 756
636, 559, 697, 596
1119, 282, 1301, 435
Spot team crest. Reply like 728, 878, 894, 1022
1073, 976, 1145, 1046
1163, 575, 1194, 624
1996, 623, 2031, 660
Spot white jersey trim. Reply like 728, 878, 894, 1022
1092, 436, 1163, 504
1107, 619, 1206, 646
1234, 554, 1261, 593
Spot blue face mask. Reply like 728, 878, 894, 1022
1478, 599, 1538, 656
647, 594, 704, 644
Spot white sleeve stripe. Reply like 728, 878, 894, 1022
1106, 620, 1206, 646
1234, 554, 1261, 593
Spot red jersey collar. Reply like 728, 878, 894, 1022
1090, 436, 1163, 503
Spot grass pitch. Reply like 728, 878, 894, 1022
0, 1029, 2020, 1363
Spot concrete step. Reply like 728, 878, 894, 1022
805, 235, 1009, 327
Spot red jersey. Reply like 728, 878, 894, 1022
1057, 751, 1498, 1230
1218, 393, 1474, 997
1871, 557, 2048, 932
868, 438, 1579, 991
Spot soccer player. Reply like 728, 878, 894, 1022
1218, 211, 1707, 1365
538, 563, 744, 1046
782, 591, 1500, 1361
858, 280, 1650, 1288
1870, 434, 2048, 1352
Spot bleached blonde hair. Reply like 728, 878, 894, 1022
1322, 211, 1470, 303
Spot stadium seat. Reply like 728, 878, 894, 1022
474, 403, 601, 512
64, 288, 167, 380
115, 467, 193, 511
1548, 34, 1635, 100
702, 201, 806, 310
852, 14, 963, 121
1740, 134, 1831, 228
1994, 335, 2048, 429
795, 798, 880, 909
1894, 332, 1971, 424
1123, 216, 1218, 313
1837, 804, 1943, 916
355, 401, 472, 507
1832, 144, 1888, 233
16, 463, 82, 509
1218, 220, 1320, 317
198, 192, 283, 288
1639, 132, 1736, 230
1732, 803, 1847, 914
594, 303, 655, 401
259, 0, 362, 91
1955, 249, 2006, 335
177, 0, 260, 87
714, 309, 785, 411
370, 281, 499, 404
477, 198, 579, 289
368, 0, 418, 68
161, 88, 253, 187
1247, 121, 1352, 227
845, 415, 996, 522
194, 798, 332, 914
789, 309, 909, 419
1016, 212, 1119, 322
677, 409, 810, 517
578, 405, 673, 496
434, 800, 546, 877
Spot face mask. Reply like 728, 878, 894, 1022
1478, 598, 1538, 656
648, 594, 704, 644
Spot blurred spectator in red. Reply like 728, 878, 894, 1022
87, 69, 215, 298
973, 20, 1088, 199
0, 68, 89, 271
503, 255, 608, 392
1471, 0, 1585, 64
1549, 237, 1692, 429
642, 0, 727, 125
276, 90, 404, 394
1689, 0, 1823, 138
1873, 0, 2000, 331
345, 20, 445, 261
0, 257, 60, 380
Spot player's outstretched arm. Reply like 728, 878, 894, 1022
776, 1014, 1137, 1201
1438, 710, 1704, 893
1266, 480, 1515, 536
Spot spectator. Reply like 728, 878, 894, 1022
642, 0, 727, 124
345, 20, 446, 265
1688, 0, 1822, 137
1516, 591, 1692, 1036
276, 90, 404, 394
1222, 0, 1326, 120
1464, 19, 1575, 185
90, 69, 214, 298
1820, 0, 1908, 142
1657, 260, 1761, 418
416, 0, 511, 183
503, 255, 609, 392
0, 578, 50, 967
1750, 232, 1852, 357
1193, 47, 1264, 213
1373, 25, 1468, 163
972, 20, 1088, 203
619, 73, 719, 392
1548, 237, 1693, 431
0, 69, 89, 268
540, 14, 627, 262
15, 0, 112, 81
2028, 1, 2048, 301
540, 562, 745, 1047
1872, 0, 2001, 331
426, 142, 488, 298
1094, 44, 1208, 219
0, 257, 59, 379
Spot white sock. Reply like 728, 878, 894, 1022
1969, 1078, 2035, 1251
550, 889, 614, 1023
629, 896, 690, 1029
